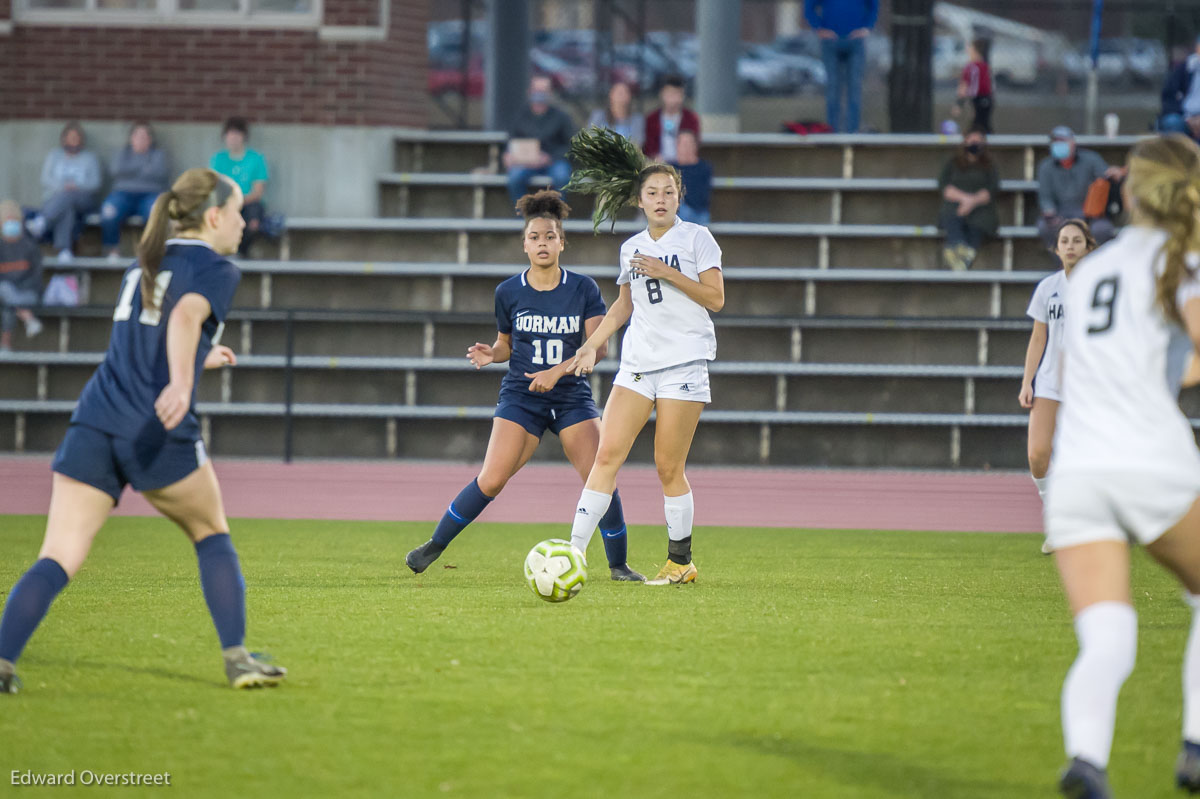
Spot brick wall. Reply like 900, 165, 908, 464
0, 0, 427, 127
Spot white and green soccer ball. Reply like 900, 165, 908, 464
523, 539, 587, 603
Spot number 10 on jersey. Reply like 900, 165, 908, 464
532, 339, 563, 365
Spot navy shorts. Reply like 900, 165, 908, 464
51, 423, 208, 504
495, 395, 600, 438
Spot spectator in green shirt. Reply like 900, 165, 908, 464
210, 117, 269, 256
937, 126, 999, 271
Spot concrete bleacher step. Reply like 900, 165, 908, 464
392, 130, 1142, 181
378, 172, 1039, 227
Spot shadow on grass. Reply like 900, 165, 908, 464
24, 656, 222, 688
723, 734, 1044, 799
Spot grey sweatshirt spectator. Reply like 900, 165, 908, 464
101, 122, 170, 260
1035, 126, 1122, 247
505, 76, 576, 207
587, 82, 645, 149
0, 200, 44, 352
27, 122, 102, 262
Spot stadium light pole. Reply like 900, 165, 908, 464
484, 0, 531, 132
888, 0, 934, 133
696, 0, 742, 134
1084, 0, 1104, 135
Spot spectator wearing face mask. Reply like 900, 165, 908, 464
0, 200, 45, 353
937, 127, 999, 271
26, 122, 103, 263
1036, 126, 1123, 247
504, 76, 577, 208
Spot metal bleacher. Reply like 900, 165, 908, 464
0, 132, 1154, 468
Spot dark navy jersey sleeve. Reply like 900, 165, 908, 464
495, 281, 514, 335
582, 276, 607, 320
188, 259, 240, 323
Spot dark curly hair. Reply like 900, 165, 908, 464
516, 189, 571, 234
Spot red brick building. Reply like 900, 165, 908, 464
0, 0, 428, 127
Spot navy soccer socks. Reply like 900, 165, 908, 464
431, 479, 494, 549
599, 489, 630, 568
195, 533, 246, 650
0, 558, 69, 663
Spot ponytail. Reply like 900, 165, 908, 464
565, 127, 687, 231
136, 168, 234, 311
1126, 134, 1200, 326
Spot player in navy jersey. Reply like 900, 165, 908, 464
0, 168, 285, 694
406, 190, 644, 581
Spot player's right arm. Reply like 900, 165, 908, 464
155, 293, 212, 430
571, 285, 633, 376
1019, 321, 1047, 409
468, 333, 511, 369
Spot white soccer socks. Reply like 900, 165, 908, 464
569, 489, 613, 558
1062, 601, 1138, 768
1032, 474, 1049, 502
664, 492, 694, 542
1183, 593, 1200, 743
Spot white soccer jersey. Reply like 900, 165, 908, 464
1054, 226, 1200, 475
1026, 270, 1068, 400
617, 218, 722, 373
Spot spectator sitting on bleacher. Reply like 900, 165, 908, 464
587, 82, 645, 150
670, 130, 714, 226
210, 117, 269, 256
100, 122, 169, 263
25, 122, 102, 264
0, 200, 45, 353
937, 127, 998, 271
1036, 126, 1121, 248
1160, 36, 1200, 141
643, 75, 700, 161
505, 76, 576, 209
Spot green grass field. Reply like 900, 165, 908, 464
0, 515, 1192, 798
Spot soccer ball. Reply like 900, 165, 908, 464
523, 539, 587, 602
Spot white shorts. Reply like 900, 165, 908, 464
1045, 469, 1200, 550
1033, 382, 1061, 402
612, 360, 711, 403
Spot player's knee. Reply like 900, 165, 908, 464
1028, 445, 1051, 478
476, 473, 508, 497
655, 458, 684, 487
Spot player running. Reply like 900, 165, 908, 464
561, 128, 724, 585
406, 190, 644, 582
0, 168, 285, 694
1019, 218, 1097, 554
1045, 134, 1200, 797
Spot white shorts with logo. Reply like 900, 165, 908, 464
1045, 468, 1200, 550
612, 359, 711, 403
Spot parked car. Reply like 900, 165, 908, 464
739, 44, 798, 95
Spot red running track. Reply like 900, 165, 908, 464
0, 456, 1042, 533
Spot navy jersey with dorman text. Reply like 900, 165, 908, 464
495, 268, 606, 403
72, 239, 241, 441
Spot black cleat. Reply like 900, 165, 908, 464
405, 540, 446, 574
0, 659, 20, 695
1058, 758, 1112, 799
1177, 741, 1200, 792
609, 564, 645, 582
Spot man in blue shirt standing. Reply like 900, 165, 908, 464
805, 0, 878, 133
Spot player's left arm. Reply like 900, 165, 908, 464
1180, 297, 1200, 388
155, 293, 211, 431
632, 253, 724, 312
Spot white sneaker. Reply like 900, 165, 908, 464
1041, 539, 1054, 555
56, 249, 73, 263
23, 317, 43, 338
25, 215, 46, 239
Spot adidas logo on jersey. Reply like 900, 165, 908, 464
577, 507, 588, 514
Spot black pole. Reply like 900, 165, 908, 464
888, 0, 934, 133
283, 310, 294, 464
458, 0, 471, 129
